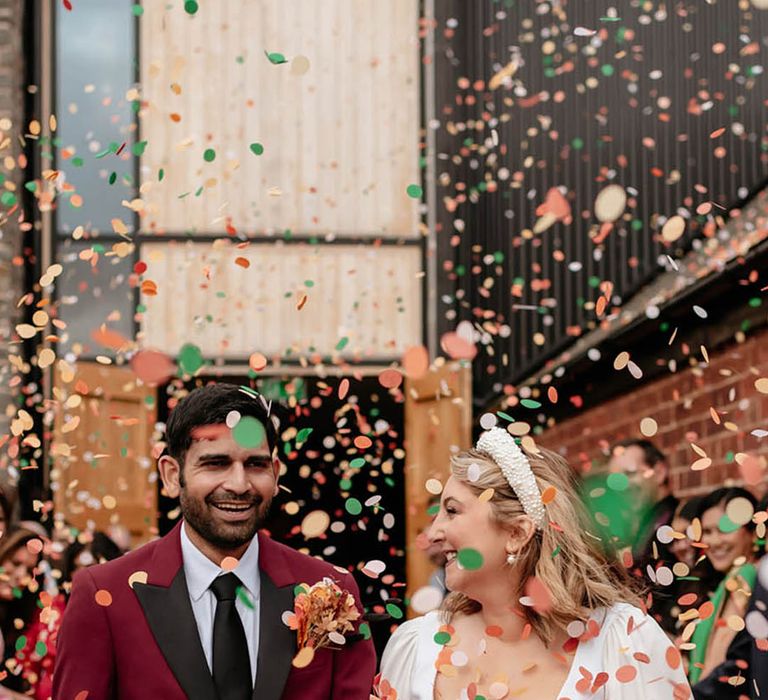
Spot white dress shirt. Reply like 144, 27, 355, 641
180, 522, 260, 684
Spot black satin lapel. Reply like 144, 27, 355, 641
252, 574, 296, 700
134, 568, 217, 700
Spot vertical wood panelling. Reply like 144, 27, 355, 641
139, 0, 420, 237
140, 243, 422, 359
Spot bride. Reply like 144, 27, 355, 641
378, 427, 691, 699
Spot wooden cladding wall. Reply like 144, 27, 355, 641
140, 242, 423, 360
139, 0, 420, 237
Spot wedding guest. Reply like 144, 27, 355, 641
692, 550, 768, 699
378, 427, 691, 699
61, 531, 123, 590
54, 383, 376, 699
608, 438, 678, 562
0, 526, 66, 700
653, 497, 721, 636
688, 487, 761, 685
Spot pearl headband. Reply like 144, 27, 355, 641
475, 427, 546, 529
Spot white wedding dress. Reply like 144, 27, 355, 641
379, 602, 691, 700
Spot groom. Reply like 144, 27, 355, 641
53, 383, 376, 699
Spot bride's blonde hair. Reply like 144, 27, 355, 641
441, 443, 642, 646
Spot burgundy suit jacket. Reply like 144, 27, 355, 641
52, 522, 376, 700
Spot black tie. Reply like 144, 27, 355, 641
210, 573, 252, 700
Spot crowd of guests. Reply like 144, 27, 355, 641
416, 437, 767, 698
0, 435, 765, 698
0, 487, 126, 699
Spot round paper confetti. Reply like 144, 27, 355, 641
425, 478, 443, 495
456, 548, 483, 570
203, 148, 216, 162
292, 647, 315, 668
130, 350, 175, 385
220, 556, 239, 571
406, 183, 423, 198
402, 345, 429, 379
291, 55, 311, 75
345, 498, 362, 515
225, 411, 241, 428
606, 472, 629, 492
725, 497, 755, 526
661, 216, 685, 242
232, 416, 266, 448
594, 184, 627, 222
639, 417, 658, 437
95, 590, 113, 607
301, 510, 330, 538
178, 343, 204, 375
410, 585, 444, 614
479, 412, 498, 430
249, 142, 265, 156
378, 368, 403, 389
754, 378, 768, 394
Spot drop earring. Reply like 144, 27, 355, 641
506, 552, 518, 565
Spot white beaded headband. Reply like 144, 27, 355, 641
475, 427, 546, 529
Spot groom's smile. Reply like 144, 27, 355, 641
161, 425, 280, 562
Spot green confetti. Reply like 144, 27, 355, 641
177, 342, 204, 375
496, 411, 515, 423
718, 514, 740, 534
132, 140, 148, 156
15, 635, 26, 652
349, 457, 366, 469
108, 172, 117, 185
236, 585, 255, 609
184, 0, 198, 15
606, 472, 629, 492
359, 622, 371, 640
345, 498, 362, 515
601, 64, 615, 77
232, 416, 267, 449
132, 4, 143, 16
203, 148, 216, 162
71, 156, 84, 167
520, 399, 541, 409
158, 168, 164, 181
406, 183, 423, 198
249, 142, 264, 155
457, 548, 483, 570
266, 51, 288, 65
433, 630, 451, 645
551, 545, 562, 559
386, 603, 403, 620
335, 336, 349, 351
296, 427, 313, 443
35, 641, 48, 657
1, 192, 17, 207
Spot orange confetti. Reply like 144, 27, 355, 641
665, 646, 682, 670
235, 256, 250, 269
338, 378, 350, 400
70, 194, 83, 208
141, 280, 158, 296
709, 127, 726, 139
296, 293, 308, 311
698, 601, 715, 620
170, 113, 182, 122
248, 352, 267, 372
615, 665, 638, 683
541, 486, 557, 504
95, 590, 113, 607
678, 593, 698, 607
485, 625, 503, 637
596, 296, 607, 317
403, 345, 429, 379
547, 386, 558, 403
378, 368, 403, 389
354, 436, 373, 450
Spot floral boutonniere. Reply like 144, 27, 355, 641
282, 577, 361, 668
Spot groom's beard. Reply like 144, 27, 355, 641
180, 489, 272, 551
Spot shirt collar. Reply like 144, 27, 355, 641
180, 521, 261, 603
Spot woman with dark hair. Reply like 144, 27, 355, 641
0, 526, 65, 699
61, 531, 123, 590
688, 487, 762, 685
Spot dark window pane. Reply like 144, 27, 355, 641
56, 0, 136, 234
56, 239, 135, 358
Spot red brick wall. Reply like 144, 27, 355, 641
540, 327, 768, 498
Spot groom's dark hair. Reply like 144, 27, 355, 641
165, 383, 279, 465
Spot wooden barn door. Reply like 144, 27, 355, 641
404, 362, 471, 602
52, 362, 158, 546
